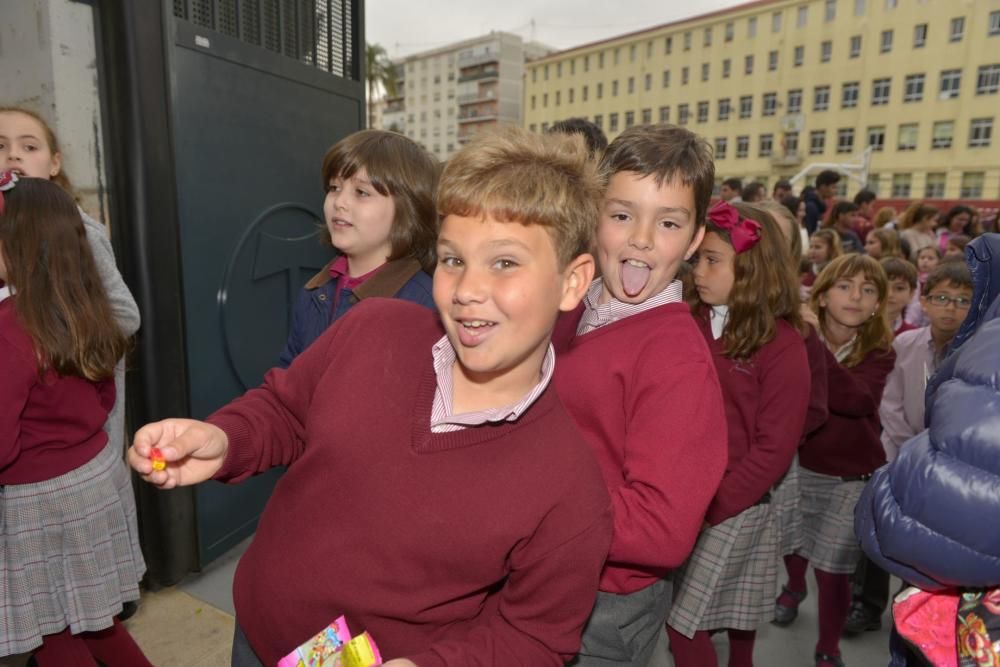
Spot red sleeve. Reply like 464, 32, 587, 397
705, 333, 810, 525
608, 343, 728, 569
802, 327, 829, 437
0, 333, 35, 471
824, 346, 896, 417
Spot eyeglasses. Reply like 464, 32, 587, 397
926, 294, 972, 309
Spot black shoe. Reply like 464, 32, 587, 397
843, 604, 881, 635
118, 599, 139, 622
815, 652, 845, 667
772, 586, 807, 627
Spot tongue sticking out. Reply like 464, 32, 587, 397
621, 261, 651, 297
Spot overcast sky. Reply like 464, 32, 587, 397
367, 0, 749, 59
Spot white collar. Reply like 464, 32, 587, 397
710, 305, 729, 340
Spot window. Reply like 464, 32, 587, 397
904, 74, 925, 102
914, 23, 927, 48
740, 95, 753, 118
950, 17, 965, 42
625, 111, 635, 128
961, 172, 984, 198
570, 59, 576, 75
544, 65, 549, 81
897, 124, 918, 151
593, 114, 603, 129
737, 135, 750, 158
629, 45, 636, 63
788, 89, 803, 113
970, 118, 993, 147
867, 173, 880, 195
614, 48, 620, 65
659, 106, 670, 122
977, 64, 1000, 94
531, 68, 537, 83
597, 82, 603, 99
891, 174, 912, 197
932, 121, 954, 148
598, 52, 604, 68
612, 80, 618, 96
872, 78, 891, 105
886, 0, 897, 8
678, 103, 690, 125
702, 63, 710, 81
880, 30, 893, 53
641, 108, 652, 124
646, 42, 652, 58
821, 41, 832, 62
837, 128, 855, 153
542, 93, 548, 108
723, 59, 731, 78
684, 31, 692, 50
725, 22, 734, 42
748, 16, 757, 38
697, 101, 709, 123
718, 98, 731, 121
530, 95, 536, 110
810, 130, 826, 154
582, 85, 588, 101
850, 35, 862, 58
665, 36, 672, 54
798, 6, 808, 27
763, 92, 777, 116
814, 85, 830, 111
628, 76, 635, 94
759, 133, 774, 157
704, 27, 712, 47
609, 112, 619, 132
773, 11, 782, 32
842, 81, 860, 107
769, 50, 779, 71
925, 173, 946, 198
854, 0, 865, 16
991, 11, 1000, 36
745, 55, 754, 75
794, 45, 805, 66
555, 90, 561, 106
644, 73, 652, 91
682, 66, 690, 85
569, 88, 574, 103
785, 131, 800, 154
663, 70, 671, 88
940, 69, 961, 99
868, 126, 886, 151
715, 137, 728, 159
555, 63, 561, 78
584, 55, 590, 72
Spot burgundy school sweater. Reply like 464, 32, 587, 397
553, 303, 728, 595
802, 327, 831, 439
798, 344, 896, 477
208, 299, 613, 667
0, 298, 114, 483
695, 316, 811, 526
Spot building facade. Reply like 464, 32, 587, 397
523, 0, 1000, 199
389, 32, 550, 161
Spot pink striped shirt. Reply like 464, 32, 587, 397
429, 336, 556, 433
577, 278, 684, 335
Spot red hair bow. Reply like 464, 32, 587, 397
0, 170, 18, 216
707, 200, 761, 254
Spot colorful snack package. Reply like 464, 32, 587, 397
150, 447, 166, 472
340, 632, 382, 667
277, 615, 351, 667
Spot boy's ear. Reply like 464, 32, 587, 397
559, 253, 596, 312
684, 225, 707, 261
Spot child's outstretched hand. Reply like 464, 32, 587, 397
129, 419, 229, 489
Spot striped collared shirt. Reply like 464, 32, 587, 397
429, 335, 555, 433
576, 278, 684, 335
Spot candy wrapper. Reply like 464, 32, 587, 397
277, 616, 382, 667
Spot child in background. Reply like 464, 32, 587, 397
872, 207, 897, 231
667, 202, 810, 667
130, 128, 614, 666
773, 255, 895, 667
936, 204, 976, 251
904, 246, 942, 328
899, 205, 939, 261
863, 228, 901, 260
944, 234, 971, 258
801, 229, 843, 300
555, 124, 727, 667
823, 202, 864, 254
278, 130, 436, 368
0, 176, 150, 666
547, 117, 609, 155
880, 257, 919, 336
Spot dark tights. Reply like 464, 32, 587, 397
33, 619, 153, 667
667, 627, 757, 667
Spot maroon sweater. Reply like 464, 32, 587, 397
802, 327, 830, 439
0, 298, 113, 483
696, 317, 811, 526
553, 303, 728, 594
208, 300, 613, 666
798, 344, 896, 476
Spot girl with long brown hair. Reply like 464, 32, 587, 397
0, 175, 151, 666
667, 202, 811, 667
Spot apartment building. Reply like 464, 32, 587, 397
524, 0, 1000, 199
388, 32, 550, 161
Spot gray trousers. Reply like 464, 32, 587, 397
232, 621, 265, 667
567, 578, 671, 667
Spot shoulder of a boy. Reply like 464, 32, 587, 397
893, 327, 928, 350
353, 297, 439, 334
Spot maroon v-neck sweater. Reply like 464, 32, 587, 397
208, 299, 613, 666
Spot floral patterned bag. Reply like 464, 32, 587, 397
957, 589, 1000, 667
891, 587, 1000, 666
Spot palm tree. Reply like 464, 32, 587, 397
366, 43, 398, 129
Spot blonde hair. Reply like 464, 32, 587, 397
437, 126, 603, 268
757, 199, 802, 262
867, 228, 901, 259
810, 254, 893, 368
872, 206, 896, 229
811, 228, 843, 265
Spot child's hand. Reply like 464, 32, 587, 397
128, 419, 229, 489
381, 661, 418, 667
800, 302, 820, 329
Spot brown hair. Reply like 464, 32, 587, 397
872, 206, 896, 229
599, 124, 715, 230
867, 228, 901, 259
0, 107, 75, 198
923, 261, 973, 296
320, 130, 438, 273
437, 126, 602, 268
880, 256, 918, 289
945, 234, 971, 253
0, 178, 127, 380
811, 228, 843, 265
694, 203, 805, 359
898, 202, 939, 230
758, 199, 803, 262
810, 254, 893, 367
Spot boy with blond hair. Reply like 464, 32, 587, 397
130, 128, 613, 666
555, 124, 728, 666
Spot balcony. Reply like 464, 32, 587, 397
458, 109, 499, 124
771, 152, 804, 167
458, 67, 499, 84
457, 89, 497, 105
457, 50, 500, 69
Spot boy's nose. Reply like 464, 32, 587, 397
453, 267, 488, 304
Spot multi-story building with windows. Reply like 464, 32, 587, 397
389, 32, 549, 161
524, 0, 1000, 199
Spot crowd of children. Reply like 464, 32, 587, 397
2, 107, 996, 667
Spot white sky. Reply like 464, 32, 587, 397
367, 0, 751, 59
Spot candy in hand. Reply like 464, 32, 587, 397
150, 447, 167, 472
